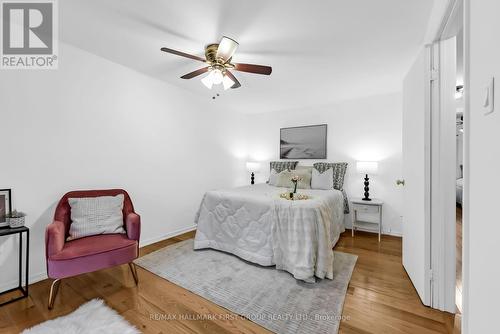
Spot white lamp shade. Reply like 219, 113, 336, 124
246, 162, 261, 172
222, 74, 235, 90
201, 71, 214, 89
216, 36, 239, 61
212, 69, 223, 84
356, 161, 378, 175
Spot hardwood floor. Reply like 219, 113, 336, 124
0, 230, 456, 334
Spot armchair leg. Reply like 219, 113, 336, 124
48, 279, 61, 310
128, 262, 138, 285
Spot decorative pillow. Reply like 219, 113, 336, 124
313, 162, 348, 190
276, 169, 312, 189
311, 167, 334, 190
67, 194, 125, 241
269, 161, 298, 174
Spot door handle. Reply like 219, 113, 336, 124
396, 179, 405, 186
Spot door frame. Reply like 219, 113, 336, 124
429, 0, 465, 315
462, 1, 470, 331
430, 36, 458, 313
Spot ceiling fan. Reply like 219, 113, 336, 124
161, 36, 272, 90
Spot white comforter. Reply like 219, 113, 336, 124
194, 184, 345, 281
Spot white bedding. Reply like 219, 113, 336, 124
194, 184, 345, 281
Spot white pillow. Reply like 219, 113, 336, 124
311, 167, 334, 190
276, 169, 312, 189
269, 169, 280, 186
67, 194, 125, 241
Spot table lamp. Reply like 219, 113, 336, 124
246, 162, 261, 185
356, 161, 378, 201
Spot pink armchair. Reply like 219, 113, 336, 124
45, 189, 140, 309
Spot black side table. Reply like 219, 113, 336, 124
0, 226, 29, 306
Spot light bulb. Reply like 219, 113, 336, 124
201, 71, 214, 89
212, 69, 223, 84
222, 74, 235, 90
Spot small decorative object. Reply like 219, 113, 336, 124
291, 175, 302, 194
280, 192, 309, 201
0, 189, 12, 228
246, 162, 261, 185
280, 124, 327, 159
296, 193, 309, 200
356, 161, 379, 201
6, 210, 26, 228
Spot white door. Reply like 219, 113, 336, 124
402, 46, 432, 306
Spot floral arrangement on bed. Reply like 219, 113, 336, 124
280, 192, 309, 200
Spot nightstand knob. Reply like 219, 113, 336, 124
396, 179, 405, 186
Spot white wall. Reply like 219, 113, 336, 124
244, 93, 404, 235
0, 43, 405, 292
0, 42, 247, 290
464, 0, 500, 332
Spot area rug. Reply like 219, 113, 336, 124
135, 239, 357, 334
22, 299, 140, 334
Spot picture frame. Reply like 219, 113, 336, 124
0, 189, 12, 227
280, 124, 327, 159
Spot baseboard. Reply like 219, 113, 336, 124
347, 226, 402, 237
0, 225, 198, 293
384, 230, 402, 237
0, 271, 47, 293
140, 224, 197, 247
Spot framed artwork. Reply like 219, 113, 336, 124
0, 189, 12, 227
280, 124, 327, 159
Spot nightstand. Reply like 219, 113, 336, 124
351, 198, 383, 242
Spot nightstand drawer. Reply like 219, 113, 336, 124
353, 204, 379, 214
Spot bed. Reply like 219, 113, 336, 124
193, 183, 345, 282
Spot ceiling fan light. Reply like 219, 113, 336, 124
223, 74, 235, 90
201, 71, 214, 89
212, 69, 224, 85
217, 36, 239, 61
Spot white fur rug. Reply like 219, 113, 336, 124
22, 299, 140, 334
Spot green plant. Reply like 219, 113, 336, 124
5, 210, 26, 218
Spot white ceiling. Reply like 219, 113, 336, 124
60, 0, 434, 114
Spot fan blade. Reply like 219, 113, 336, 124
181, 67, 210, 79
233, 63, 272, 75
160, 47, 206, 63
224, 70, 241, 89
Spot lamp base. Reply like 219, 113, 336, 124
251, 172, 255, 185
362, 174, 371, 201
